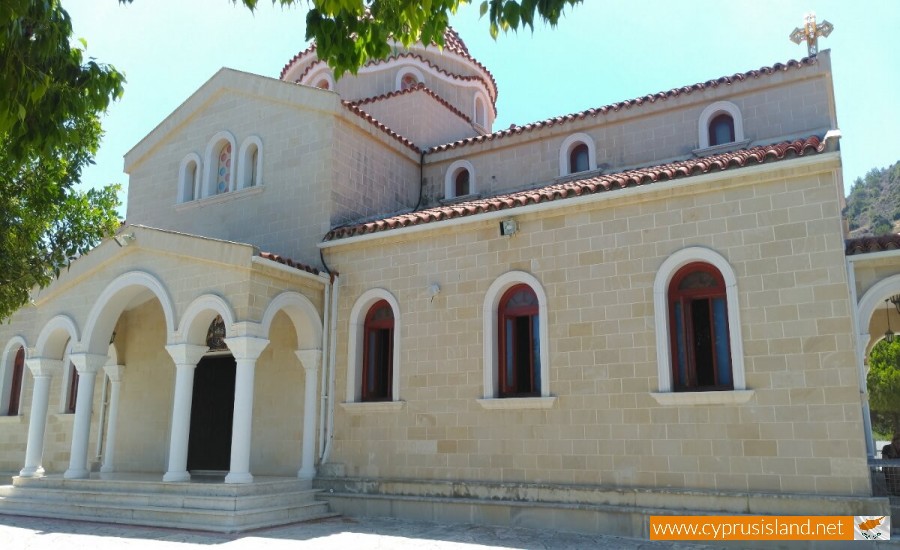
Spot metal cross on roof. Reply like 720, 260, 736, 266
789, 12, 834, 56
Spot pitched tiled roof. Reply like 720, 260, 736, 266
351, 83, 473, 124
324, 136, 826, 242
428, 56, 819, 154
341, 101, 421, 153
258, 252, 321, 276
845, 234, 900, 256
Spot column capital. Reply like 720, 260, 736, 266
103, 364, 126, 382
295, 349, 323, 372
165, 343, 208, 366
25, 358, 62, 378
224, 336, 269, 361
69, 353, 109, 375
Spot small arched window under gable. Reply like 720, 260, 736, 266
395, 67, 425, 91
444, 160, 476, 200
697, 101, 744, 150
238, 136, 263, 190
558, 133, 596, 176
177, 153, 201, 203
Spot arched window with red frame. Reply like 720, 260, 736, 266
362, 300, 394, 401
498, 284, 540, 397
7, 346, 24, 416
668, 263, 733, 391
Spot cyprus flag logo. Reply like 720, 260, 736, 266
854, 516, 890, 540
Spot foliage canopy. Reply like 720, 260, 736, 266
868, 338, 900, 436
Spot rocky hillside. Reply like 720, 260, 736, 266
844, 160, 900, 238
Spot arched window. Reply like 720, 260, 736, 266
178, 153, 201, 203
569, 143, 590, 174
558, 133, 596, 176
362, 300, 394, 402
454, 169, 470, 197
668, 263, 733, 391
238, 136, 262, 190
316, 79, 330, 90
400, 73, 419, 90
444, 160, 476, 200
498, 285, 540, 397
215, 142, 232, 195
3, 346, 24, 416
697, 101, 744, 150
474, 96, 486, 127
708, 114, 735, 147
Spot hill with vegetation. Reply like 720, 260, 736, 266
844, 160, 900, 237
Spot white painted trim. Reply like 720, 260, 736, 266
395, 66, 425, 90
346, 288, 401, 403
177, 153, 201, 203
0, 336, 27, 416
202, 130, 237, 197
482, 271, 550, 399
174, 184, 264, 212
177, 294, 237, 347
35, 315, 80, 359
653, 247, 746, 393
558, 133, 597, 176
649, 390, 754, 406
320, 152, 841, 249
476, 397, 556, 410
444, 159, 476, 199
237, 135, 263, 190
856, 274, 900, 347
261, 291, 323, 351
307, 69, 335, 91
339, 401, 405, 413
698, 101, 744, 149
847, 249, 900, 263
83, 271, 176, 354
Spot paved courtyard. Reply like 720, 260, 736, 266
0, 514, 721, 550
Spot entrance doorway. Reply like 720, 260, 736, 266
187, 354, 236, 472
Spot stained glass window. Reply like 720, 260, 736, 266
216, 143, 232, 194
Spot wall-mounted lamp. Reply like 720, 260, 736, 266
499, 218, 518, 237
114, 233, 136, 247
885, 299, 895, 344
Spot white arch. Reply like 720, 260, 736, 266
697, 100, 745, 149
202, 130, 237, 197
857, 275, 900, 342
177, 152, 201, 203
261, 292, 323, 351
82, 271, 176, 355
307, 69, 335, 91
395, 66, 425, 90
653, 246, 745, 393
178, 294, 237, 347
346, 288, 401, 402
444, 159, 476, 199
0, 336, 28, 415
35, 315, 80, 359
237, 135, 263, 190
558, 132, 597, 176
482, 271, 550, 399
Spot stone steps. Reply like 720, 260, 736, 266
0, 475, 335, 533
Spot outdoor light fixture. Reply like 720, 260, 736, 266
499, 218, 518, 237
885, 299, 895, 344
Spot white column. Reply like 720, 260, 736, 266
100, 364, 125, 475
64, 353, 108, 479
296, 349, 321, 480
224, 336, 269, 484
163, 344, 207, 482
19, 358, 62, 478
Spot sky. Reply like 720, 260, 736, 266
63, 0, 900, 215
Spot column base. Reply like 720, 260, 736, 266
225, 471, 253, 484
18, 466, 44, 478
64, 468, 90, 480
297, 467, 316, 480
163, 470, 191, 482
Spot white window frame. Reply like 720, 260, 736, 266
697, 101, 745, 150
651, 246, 752, 405
345, 288, 401, 404
177, 153, 201, 203
444, 159, 476, 200
395, 67, 425, 91
479, 271, 554, 409
202, 130, 237, 197
558, 132, 597, 176
237, 135, 263, 190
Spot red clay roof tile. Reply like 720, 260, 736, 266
258, 252, 321, 276
324, 136, 826, 242
350, 83, 473, 124
845, 234, 900, 256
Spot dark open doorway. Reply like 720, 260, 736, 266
187, 354, 236, 473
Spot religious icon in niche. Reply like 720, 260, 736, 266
206, 314, 228, 350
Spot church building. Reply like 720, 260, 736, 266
0, 27, 898, 536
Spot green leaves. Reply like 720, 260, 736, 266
868, 339, 900, 434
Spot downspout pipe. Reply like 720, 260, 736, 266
322, 273, 339, 463
317, 272, 331, 460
